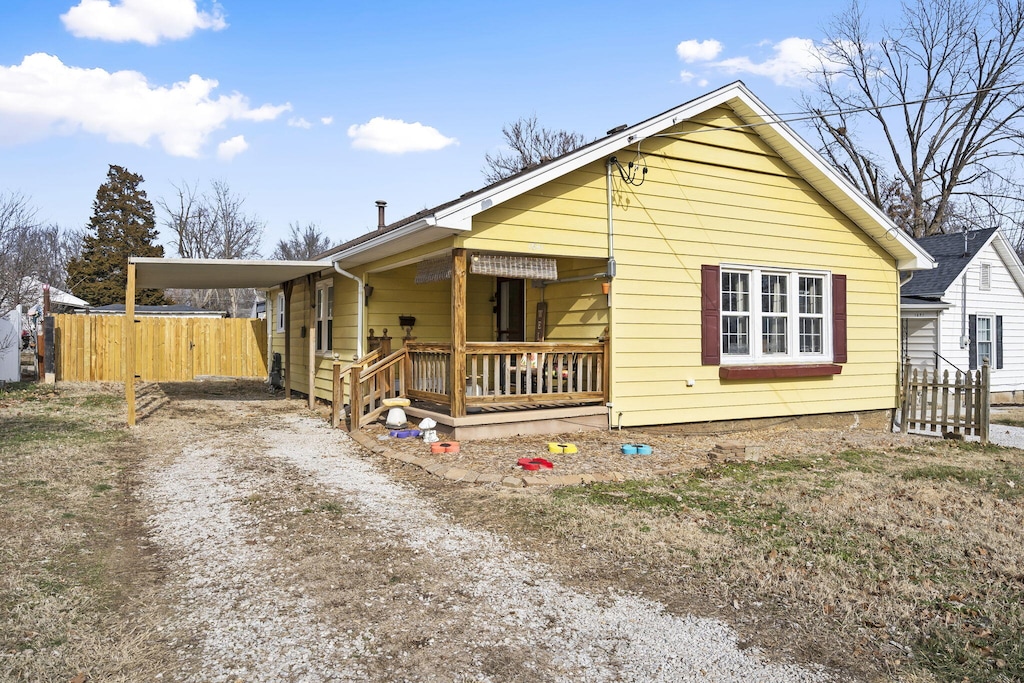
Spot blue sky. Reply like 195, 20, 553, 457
0, 0, 894, 254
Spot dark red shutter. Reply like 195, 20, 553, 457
832, 274, 847, 363
701, 265, 720, 365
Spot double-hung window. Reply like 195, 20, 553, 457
275, 291, 285, 333
976, 315, 993, 367
719, 266, 830, 363
315, 280, 333, 353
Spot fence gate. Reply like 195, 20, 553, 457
53, 314, 267, 382
900, 360, 990, 443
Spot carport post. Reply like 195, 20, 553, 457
307, 274, 316, 410
125, 262, 137, 427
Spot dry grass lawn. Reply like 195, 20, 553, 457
2, 381, 1022, 682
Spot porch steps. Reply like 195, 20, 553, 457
404, 404, 607, 441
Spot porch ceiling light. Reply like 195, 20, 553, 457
469, 254, 557, 280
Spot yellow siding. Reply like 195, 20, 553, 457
461, 105, 900, 427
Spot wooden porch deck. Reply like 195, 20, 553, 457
337, 340, 610, 439
404, 398, 608, 440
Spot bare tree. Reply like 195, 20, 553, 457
803, 0, 1024, 240
0, 192, 82, 312
483, 115, 589, 184
158, 180, 265, 317
270, 222, 332, 260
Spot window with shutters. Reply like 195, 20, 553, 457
976, 314, 993, 367
718, 266, 831, 364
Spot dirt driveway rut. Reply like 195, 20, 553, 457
138, 393, 832, 682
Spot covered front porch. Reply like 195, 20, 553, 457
334, 248, 612, 439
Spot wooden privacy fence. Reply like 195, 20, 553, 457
53, 314, 268, 382
900, 359, 990, 443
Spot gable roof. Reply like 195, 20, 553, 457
901, 228, 998, 297
325, 81, 934, 272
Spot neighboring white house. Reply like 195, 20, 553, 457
901, 227, 1024, 403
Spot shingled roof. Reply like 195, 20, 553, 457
901, 228, 998, 297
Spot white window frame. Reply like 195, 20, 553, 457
315, 279, 334, 354
275, 291, 285, 333
720, 265, 832, 365
976, 314, 994, 367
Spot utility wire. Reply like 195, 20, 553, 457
646, 80, 1024, 141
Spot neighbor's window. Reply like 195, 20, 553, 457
976, 315, 993, 367
276, 291, 285, 333
721, 267, 830, 363
315, 280, 334, 353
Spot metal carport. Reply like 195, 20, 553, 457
125, 257, 330, 426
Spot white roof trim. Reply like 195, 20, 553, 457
331, 81, 935, 271
990, 230, 1024, 296
131, 257, 331, 290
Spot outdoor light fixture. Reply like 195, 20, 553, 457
363, 284, 374, 306
399, 315, 416, 340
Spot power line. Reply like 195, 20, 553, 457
648, 80, 1024, 141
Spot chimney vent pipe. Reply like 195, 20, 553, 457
375, 200, 387, 229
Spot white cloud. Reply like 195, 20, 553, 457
678, 70, 710, 87
61, 0, 227, 45
288, 116, 312, 129
216, 134, 247, 160
676, 39, 723, 63
320, 116, 333, 125
711, 37, 826, 87
0, 53, 291, 156
347, 117, 457, 154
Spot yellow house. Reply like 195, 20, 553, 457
267, 81, 934, 439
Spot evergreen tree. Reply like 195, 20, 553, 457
67, 165, 167, 306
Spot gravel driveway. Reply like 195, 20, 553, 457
137, 394, 835, 682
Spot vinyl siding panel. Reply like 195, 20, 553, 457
935, 241, 1024, 395
464, 106, 900, 426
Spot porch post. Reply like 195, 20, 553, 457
451, 248, 467, 418
283, 281, 293, 399
307, 274, 316, 410
125, 262, 136, 427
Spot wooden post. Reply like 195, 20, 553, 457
450, 249, 467, 418
125, 262, 137, 427
981, 356, 991, 444
283, 281, 293, 399
899, 357, 911, 434
348, 363, 363, 431
307, 275, 316, 410
332, 361, 343, 428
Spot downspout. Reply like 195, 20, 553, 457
605, 157, 617, 430
606, 158, 617, 278
333, 262, 364, 358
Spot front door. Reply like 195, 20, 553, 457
496, 278, 525, 342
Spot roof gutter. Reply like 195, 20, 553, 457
330, 216, 439, 265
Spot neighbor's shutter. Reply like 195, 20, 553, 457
969, 314, 978, 370
996, 315, 1004, 369
701, 265, 720, 365
832, 274, 847, 363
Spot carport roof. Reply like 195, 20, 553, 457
130, 257, 331, 290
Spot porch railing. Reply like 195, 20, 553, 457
340, 340, 609, 429
406, 341, 608, 410
347, 347, 407, 430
